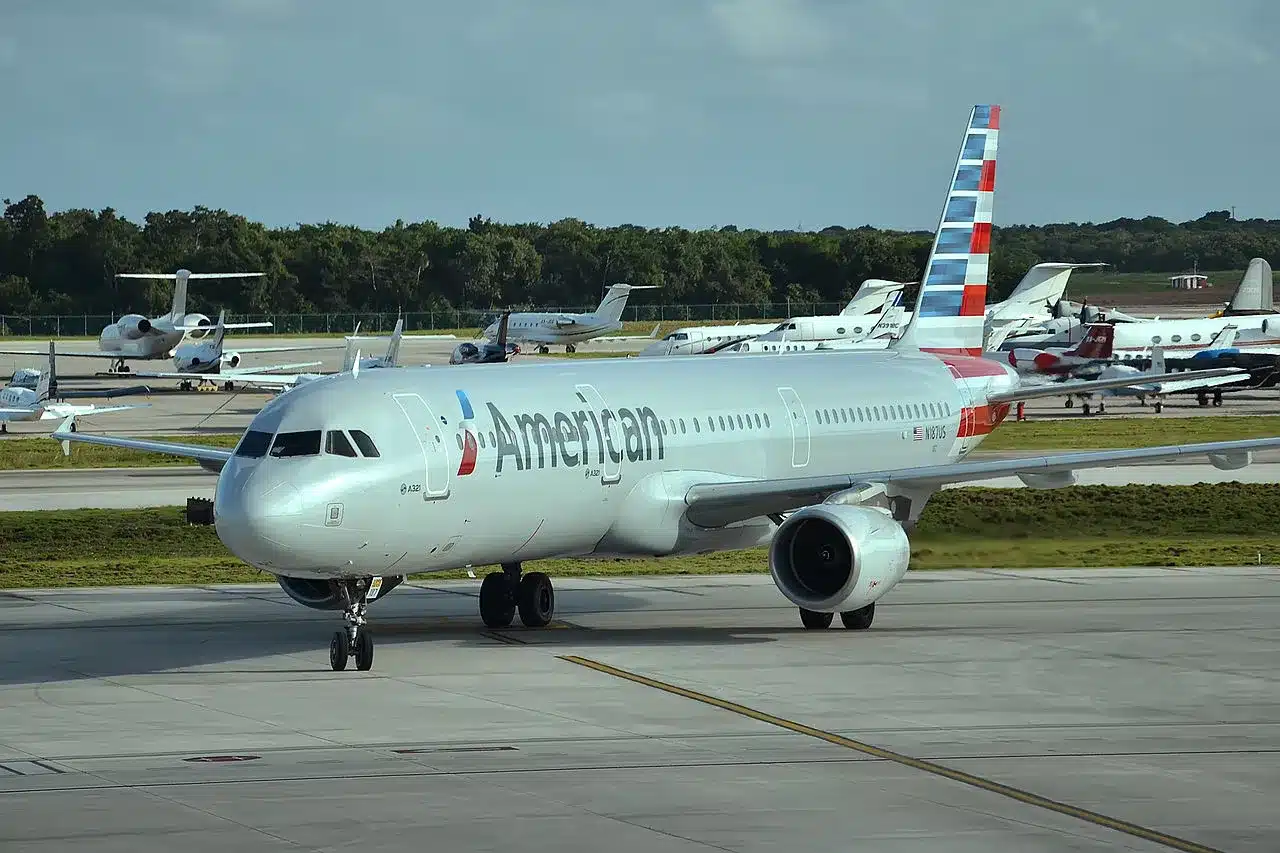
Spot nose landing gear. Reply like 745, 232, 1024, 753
479, 562, 555, 629
329, 577, 386, 672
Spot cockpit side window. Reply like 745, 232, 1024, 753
325, 430, 358, 457
235, 429, 273, 458
349, 430, 380, 458
269, 430, 322, 458
673, 333, 688, 340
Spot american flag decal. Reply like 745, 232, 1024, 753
913, 425, 924, 441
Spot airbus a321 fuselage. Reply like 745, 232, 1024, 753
56, 104, 1276, 674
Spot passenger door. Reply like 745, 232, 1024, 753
393, 392, 451, 499
574, 383, 622, 485
776, 386, 811, 468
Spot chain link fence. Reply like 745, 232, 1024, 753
0, 302, 846, 337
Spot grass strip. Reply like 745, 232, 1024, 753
2, 484, 1275, 588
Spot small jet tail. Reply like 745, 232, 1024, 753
1227, 258, 1274, 313
341, 321, 362, 372
209, 309, 228, 355
841, 280, 907, 316
384, 318, 405, 366
1065, 323, 1114, 359
892, 104, 1000, 356
38, 341, 57, 402
496, 312, 510, 349
594, 283, 659, 323
989, 263, 1106, 320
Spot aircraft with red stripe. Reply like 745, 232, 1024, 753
52, 104, 1267, 672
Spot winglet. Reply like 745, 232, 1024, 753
52, 415, 76, 456
352, 350, 361, 378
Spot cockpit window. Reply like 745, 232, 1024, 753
349, 430, 380, 458
325, 430, 358, 457
235, 430, 273, 458
269, 430, 321, 458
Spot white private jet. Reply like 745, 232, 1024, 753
1069, 344, 1245, 415
724, 290, 907, 354
55, 104, 1261, 674
482, 283, 660, 353
131, 310, 339, 390
0, 269, 272, 373
225, 318, 426, 391
1, 342, 151, 432
639, 280, 905, 357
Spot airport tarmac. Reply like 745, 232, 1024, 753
5, 459, 1280, 510
0, 568, 1276, 852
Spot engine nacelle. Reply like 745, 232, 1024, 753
184, 313, 213, 338
769, 504, 910, 613
224, 352, 241, 368
117, 314, 152, 339
277, 575, 404, 609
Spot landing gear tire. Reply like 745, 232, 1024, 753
330, 630, 350, 671
1154, 401, 1163, 413
1081, 402, 1091, 415
537, 345, 549, 354
565, 344, 577, 354
840, 603, 875, 630
354, 628, 374, 671
480, 571, 516, 628
799, 608, 833, 629
517, 571, 555, 627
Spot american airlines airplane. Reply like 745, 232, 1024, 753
54, 105, 1267, 674
481, 283, 660, 353
0, 270, 271, 373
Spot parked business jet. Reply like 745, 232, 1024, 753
1, 343, 150, 431
639, 280, 905, 357
0, 269, 272, 372
225, 318, 420, 391
1072, 345, 1245, 414
1003, 323, 1117, 376
481, 284, 659, 354
451, 313, 517, 364
55, 104, 1261, 674
131, 311, 335, 390
725, 291, 906, 354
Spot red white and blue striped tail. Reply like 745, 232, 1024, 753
894, 104, 1000, 356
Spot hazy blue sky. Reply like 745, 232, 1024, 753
2, 0, 1276, 231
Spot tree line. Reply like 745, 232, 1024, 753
1, 194, 1277, 317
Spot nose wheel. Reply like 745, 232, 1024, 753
479, 562, 555, 629
329, 579, 378, 671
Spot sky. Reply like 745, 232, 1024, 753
2, 0, 1277, 232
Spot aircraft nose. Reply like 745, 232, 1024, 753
214, 469, 307, 569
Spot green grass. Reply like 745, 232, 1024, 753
0, 433, 240, 470
980, 415, 1280, 451
2, 484, 1275, 588
1063, 269, 1243, 299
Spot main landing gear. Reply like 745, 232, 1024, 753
330, 579, 376, 672
479, 562, 555, 629
798, 603, 875, 630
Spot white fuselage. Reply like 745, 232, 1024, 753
1010, 315, 1280, 354
97, 312, 212, 358
212, 351, 1013, 580
484, 314, 622, 346
639, 324, 783, 356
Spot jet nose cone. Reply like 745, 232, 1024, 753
215, 474, 306, 569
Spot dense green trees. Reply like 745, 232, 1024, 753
1, 194, 1277, 318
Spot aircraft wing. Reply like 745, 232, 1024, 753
132, 362, 322, 381
174, 322, 274, 331
50, 417, 233, 472
987, 367, 1245, 404
222, 344, 345, 354
0, 349, 137, 359
0, 407, 35, 415
1132, 372, 1250, 395
57, 403, 153, 416
682, 436, 1280, 528
593, 324, 663, 342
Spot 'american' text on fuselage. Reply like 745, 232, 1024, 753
484, 400, 665, 473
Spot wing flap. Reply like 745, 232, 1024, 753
682, 436, 1280, 528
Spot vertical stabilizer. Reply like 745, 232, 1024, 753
1065, 323, 1114, 359
384, 318, 405, 366
209, 309, 228, 355
1228, 259, 1274, 313
170, 269, 190, 320
892, 104, 1000, 355
594, 283, 658, 323
988, 262, 1106, 320
841, 280, 907, 316
38, 341, 56, 402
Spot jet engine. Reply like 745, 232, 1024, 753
768, 505, 910, 613
184, 313, 213, 338
117, 314, 153, 339
277, 576, 404, 609
223, 352, 241, 368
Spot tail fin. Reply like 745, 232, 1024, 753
1065, 323, 1114, 359
170, 269, 189, 320
38, 341, 56, 402
496, 312, 510, 348
209, 309, 228, 354
1207, 324, 1239, 349
841, 280, 906, 316
866, 290, 905, 338
384, 318, 405, 366
989, 262, 1106, 319
594, 283, 658, 323
1228, 258, 1273, 313
892, 104, 1000, 356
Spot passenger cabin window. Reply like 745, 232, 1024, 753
349, 430, 380, 457
270, 430, 321, 458
236, 430, 273, 458
325, 430, 358, 457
